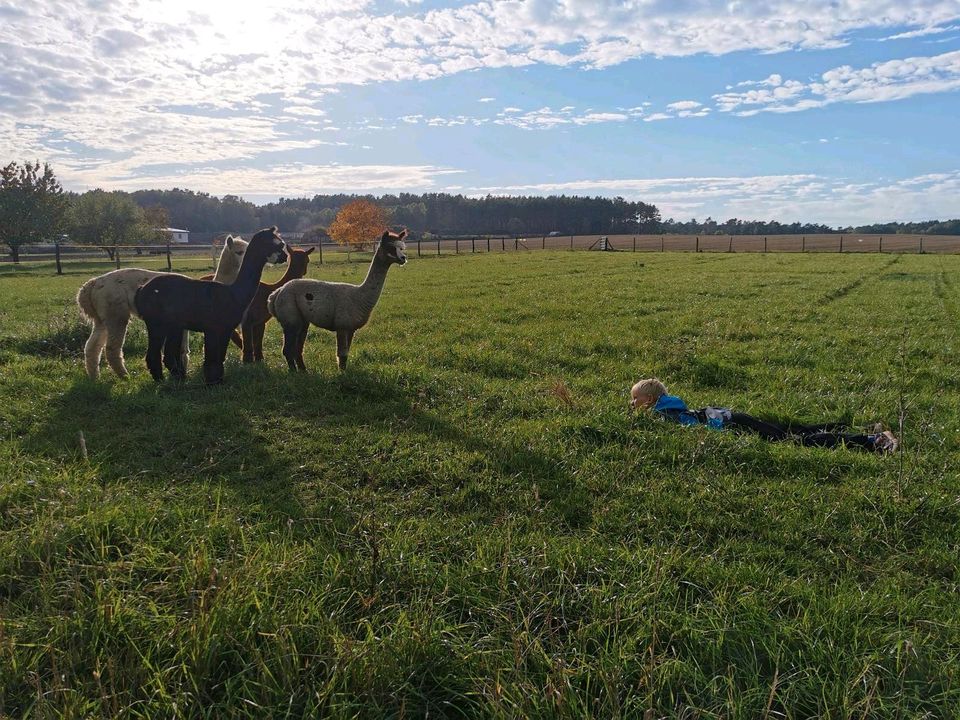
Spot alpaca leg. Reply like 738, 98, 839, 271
251, 323, 266, 363
103, 317, 130, 378
295, 327, 308, 371
163, 331, 186, 380
144, 324, 166, 382
241, 321, 256, 363
203, 331, 229, 385
336, 329, 353, 371
83, 321, 108, 379
180, 330, 190, 375
281, 324, 302, 371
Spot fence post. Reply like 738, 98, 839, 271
55, 241, 63, 275
570, 235, 574, 251
633, 236, 637, 252
919, 236, 924, 254
839, 235, 843, 253
661, 234, 664, 252
418, 237, 422, 257
542, 235, 546, 250
317, 241, 323, 264
802, 236, 805, 252
456, 237, 459, 254
487, 236, 490, 252
879, 236, 883, 253
166, 241, 172, 271
695, 236, 699, 253
437, 237, 441, 256
729, 235, 733, 253
115, 244, 120, 269
472, 236, 476, 253
502, 237, 505, 252
764, 236, 767, 253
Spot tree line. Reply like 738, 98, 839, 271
130, 189, 664, 238
3, 160, 959, 262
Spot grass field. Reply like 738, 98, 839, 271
1, 251, 959, 718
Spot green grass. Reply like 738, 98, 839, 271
1, 251, 959, 718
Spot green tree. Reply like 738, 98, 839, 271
0, 160, 68, 262
69, 190, 164, 259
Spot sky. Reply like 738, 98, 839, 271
2, 0, 959, 226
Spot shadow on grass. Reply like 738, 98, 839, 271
13, 312, 89, 360
27, 365, 590, 530
24, 376, 305, 526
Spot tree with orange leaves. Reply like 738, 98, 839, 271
327, 200, 388, 260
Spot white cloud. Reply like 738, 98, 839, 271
666, 100, 702, 111
3, 1, 960, 196
643, 113, 672, 122
715, 49, 960, 115
60, 161, 463, 196
881, 24, 960, 41
478, 97, 495, 102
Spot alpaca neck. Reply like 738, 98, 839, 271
267, 257, 298, 290
355, 253, 392, 319
229, 251, 271, 307
214, 252, 241, 283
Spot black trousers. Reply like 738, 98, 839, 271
726, 412, 877, 451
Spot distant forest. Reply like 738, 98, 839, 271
124, 188, 960, 237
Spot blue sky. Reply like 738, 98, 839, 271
2, 0, 959, 225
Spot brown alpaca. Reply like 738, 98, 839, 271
233, 246, 314, 362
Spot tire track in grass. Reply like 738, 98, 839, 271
933, 259, 960, 348
799, 255, 903, 324
819, 254, 903, 305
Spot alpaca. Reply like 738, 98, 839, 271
267, 229, 406, 371
76, 235, 248, 379
233, 246, 314, 363
135, 227, 287, 385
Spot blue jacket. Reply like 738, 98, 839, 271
654, 394, 729, 429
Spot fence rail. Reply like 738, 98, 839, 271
4, 233, 960, 272
407, 233, 960, 256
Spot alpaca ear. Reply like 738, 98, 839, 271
399, 229, 408, 239
381, 230, 390, 242
305, 247, 315, 255
226, 235, 234, 248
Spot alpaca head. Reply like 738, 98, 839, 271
378, 229, 407, 266
288, 245, 313, 278
250, 226, 288, 265
216, 234, 249, 280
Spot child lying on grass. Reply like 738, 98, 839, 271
630, 377, 899, 453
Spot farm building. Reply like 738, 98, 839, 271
159, 228, 190, 243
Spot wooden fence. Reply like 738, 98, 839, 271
408, 233, 960, 256
4, 233, 960, 273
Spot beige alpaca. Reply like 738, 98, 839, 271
76, 236, 248, 379
267, 230, 406, 371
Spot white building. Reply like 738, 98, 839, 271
160, 228, 190, 243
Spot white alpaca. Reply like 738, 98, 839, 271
267, 230, 406, 371
76, 236, 248, 379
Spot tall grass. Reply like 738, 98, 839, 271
1, 251, 958, 717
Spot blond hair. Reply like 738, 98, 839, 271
631, 377, 667, 400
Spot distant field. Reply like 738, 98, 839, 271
1, 251, 959, 718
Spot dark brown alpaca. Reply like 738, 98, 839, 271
135, 226, 287, 385
233, 246, 314, 362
